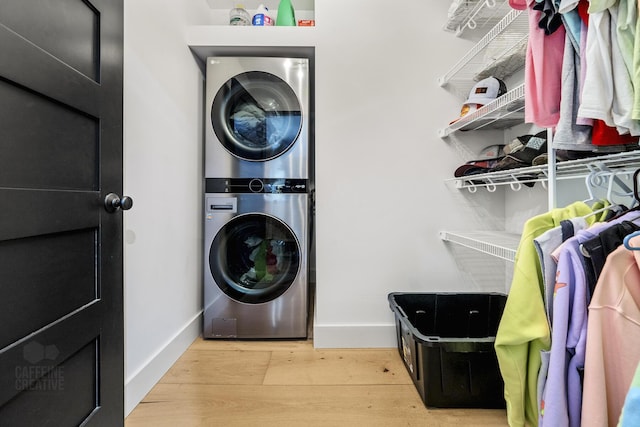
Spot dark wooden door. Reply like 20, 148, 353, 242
0, 0, 126, 425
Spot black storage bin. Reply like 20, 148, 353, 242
388, 292, 507, 409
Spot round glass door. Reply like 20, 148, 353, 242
209, 213, 301, 304
211, 71, 302, 161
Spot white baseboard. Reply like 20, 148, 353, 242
124, 311, 203, 416
312, 323, 397, 349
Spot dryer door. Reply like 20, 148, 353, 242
211, 71, 302, 162
209, 213, 301, 304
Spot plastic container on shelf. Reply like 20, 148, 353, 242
252, 4, 274, 26
229, 4, 251, 26
275, 0, 296, 26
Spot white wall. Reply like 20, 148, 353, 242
123, 0, 213, 415
311, 2, 509, 347
122, 0, 519, 415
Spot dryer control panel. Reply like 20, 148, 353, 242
205, 178, 308, 194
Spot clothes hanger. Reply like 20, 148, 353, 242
605, 169, 636, 201
581, 171, 600, 205
579, 171, 620, 221
623, 230, 640, 250
583, 202, 620, 221
584, 173, 618, 218
591, 170, 630, 217
581, 170, 640, 256
606, 168, 640, 222
630, 168, 640, 208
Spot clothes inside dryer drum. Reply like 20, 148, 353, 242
211, 71, 302, 161
209, 213, 301, 304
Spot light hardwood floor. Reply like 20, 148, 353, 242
125, 337, 508, 427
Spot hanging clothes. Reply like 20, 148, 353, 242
553, 17, 594, 150
539, 213, 640, 427
534, 216, 589, 422
511, 0, 566, 127
574, 0, 639, 146
578, 0, 640, 135
534, 0, 565, 34
618, 360, 640, 426
633, 0, 640, 120
527, 0, 566, 127
542, 0, 639, 146
534, 203, 617, 420
582, 235, 640, 426
613, 0, 637, 92
534, 201, 613, 326
581, 220, 640, 293
495, 201, 596, 427
534, 217, 589, 325
540, 229, 592, 427
576, 0, 593, 128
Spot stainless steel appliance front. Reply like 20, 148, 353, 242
203, 179, 309, 339
205, 56, 310, 179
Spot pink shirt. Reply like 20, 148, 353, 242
521, 0, 566, 127
582, 239, 640, 427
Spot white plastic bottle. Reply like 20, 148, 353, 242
229, 4, 251, 26
252, 4, 274, 26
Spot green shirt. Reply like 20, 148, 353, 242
495, 201, 596, 427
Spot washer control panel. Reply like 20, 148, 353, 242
205, 178, 308, 194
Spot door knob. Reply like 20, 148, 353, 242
104, 193, 134, 213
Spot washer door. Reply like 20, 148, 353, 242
209, 213, 301, 304
211, 71, 302, 161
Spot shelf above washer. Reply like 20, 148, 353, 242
186, 26, 316, 73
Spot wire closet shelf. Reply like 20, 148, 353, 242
440, 83, 525, 137
439, 230, 520, 262
447, 151, 640, 192
444, 0, 515, 37
439, 7, 528, 94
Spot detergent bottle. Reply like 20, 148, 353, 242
276, 0, 296, 26
229, 4, 251, 26
252, 4, 274, 26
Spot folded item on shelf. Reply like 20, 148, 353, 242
450, 76, 508, 124
453, 132, 535, 178
454, 144, 506, 177
447, 0, 467, 19
452, 131, 550, 190
593, 142, 640, 153
474, 35, 527, 82
504, 136, 527, 155
491, 130, 548, 171
554, 149, 601, 161
532, 153, 548, 166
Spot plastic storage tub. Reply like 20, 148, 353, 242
388, 292, 507, 409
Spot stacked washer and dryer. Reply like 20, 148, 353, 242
203, 56, 312, 339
